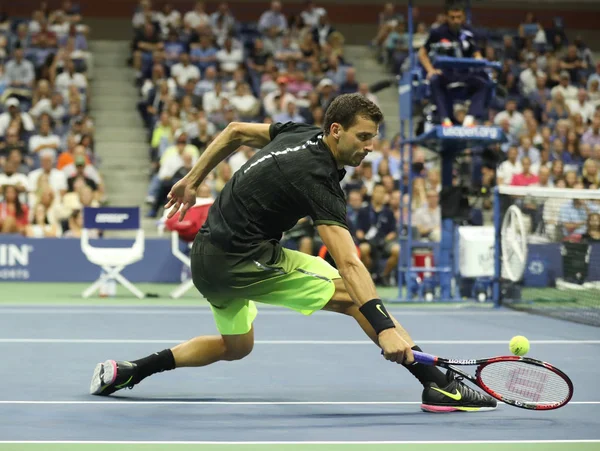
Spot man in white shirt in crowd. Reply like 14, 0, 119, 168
30, 91, 67, 123
497, 146, 522, 185
551, 71, 578, 103
28, 149, 67, 200
301, 1, 326, 27
170, 52, 200, 87
202, 79, 230, 114
29, 115, 61, 158
184, 1, 210, 29
519, 56, 541, 96
0, 98, 35, 138
413, 190, 441, 241
215, 37, 244, 75
494, 98, 525, 137
54, 59, 88, 99
568, 88, 596, 124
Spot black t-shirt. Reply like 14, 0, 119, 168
424, 23, 478, 59
202, 122, 348, 255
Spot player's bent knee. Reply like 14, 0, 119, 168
390, 244, 400, 256
221, 331, 254, 361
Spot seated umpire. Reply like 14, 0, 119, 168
418, 1, 490, 127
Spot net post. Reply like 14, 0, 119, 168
493, 186, 501, 307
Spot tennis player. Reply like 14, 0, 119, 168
90, 94, 496, 413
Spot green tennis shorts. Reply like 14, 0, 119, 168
190, 232, 341, 336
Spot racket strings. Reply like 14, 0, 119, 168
479, 361, 570, 405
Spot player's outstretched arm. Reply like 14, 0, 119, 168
165, 122, 271, 220
317, 224, 378, 306
317, 224, 414, 364
185, 122, 272, 189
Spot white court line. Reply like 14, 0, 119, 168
0, 338, 599, 345
0, 400, 598, 406
0, 307, 522, 316
0, 440, 598, 445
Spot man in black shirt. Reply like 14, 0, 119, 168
90, 94, 496, 413
418, 2, 490, 127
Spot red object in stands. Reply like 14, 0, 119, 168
164, 198, 213, 243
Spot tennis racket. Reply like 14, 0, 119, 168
413, 350, 574, 410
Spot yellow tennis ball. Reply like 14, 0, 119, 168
509, 336, 530, 356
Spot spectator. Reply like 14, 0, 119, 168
520, 56, 541, 96
0, 158, 29, 195
29, 115, 61, 157
258, 1, 288, 44
560, 45, 587, 85
273, 100, 305, 124
511, 157, 539, 186
28, 149, 67, 200
190, 34, 218, 74
551, 71, 578, 102
215, 37, 243, 75
170, 52, 200, 87
494, 98, 526, 137
413, 188, 441, 242
497, 146, 522, 185
301, 1, 326, 28
183, 1, 210, 30
5, 46, 36, 94
581, 116, 600, 147
568, 89, 595, 124
535, 166, 553, 188
346, 189, 363, 241
66, 155, 98, 195
0, 127, 27, 165
0, 98, 35, 137
156, 3, 181, 36
229, 82, 260, 120
202, 80, 230, 115
559, 195, 600, 238
24, 203, 60, 237
355, 183, 399, 285
54, 59, 88, 99
582, 159, 600, 188
0, 184, 29, 233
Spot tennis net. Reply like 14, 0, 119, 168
496, 185, 600, 327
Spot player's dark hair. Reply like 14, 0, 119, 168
323, 93, 383, 135
445, 0, 465, 13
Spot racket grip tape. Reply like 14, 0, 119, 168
378, 350, 437, 365
412, 351, 436, 365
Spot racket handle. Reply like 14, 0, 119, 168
379, 350, 437, 365
412, 350, 437, 365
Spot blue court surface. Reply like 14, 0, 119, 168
0, 299, 599, 451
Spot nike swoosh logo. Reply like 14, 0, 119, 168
431, 387, 462, 401
376, 304, 388, 318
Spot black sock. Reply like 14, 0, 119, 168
405, 345, 447, 388
131, 349, 176, 384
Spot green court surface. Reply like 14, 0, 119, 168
0, 443, 599, 451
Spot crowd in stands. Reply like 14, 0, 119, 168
136, 1, 598, 285
0, 1, 100, 238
